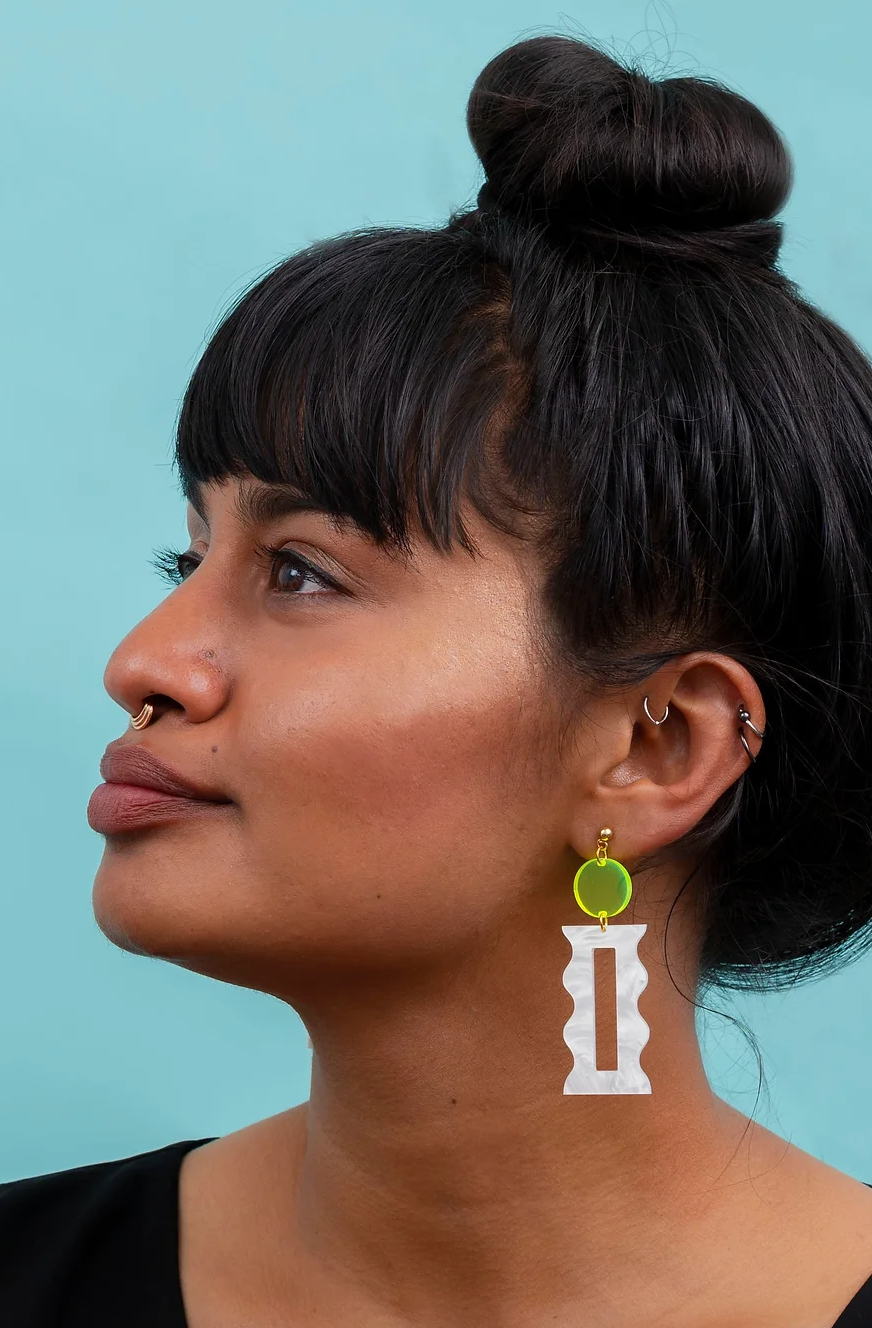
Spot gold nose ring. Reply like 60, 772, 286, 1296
130, 702, 154, 731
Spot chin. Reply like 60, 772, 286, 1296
93, 853, 208, 961
90, 826, 245, 965
89, 841, 355, 998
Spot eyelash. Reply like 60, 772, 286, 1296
151, 542, 340, 596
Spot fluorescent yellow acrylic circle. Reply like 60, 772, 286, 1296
572, 857, 633, 919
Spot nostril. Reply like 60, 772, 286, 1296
133, 695, 183, 724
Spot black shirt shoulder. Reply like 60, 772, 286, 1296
835, 1258, 872, 1327
827, 1182, 872, 1327
0, 1137, 216, 1327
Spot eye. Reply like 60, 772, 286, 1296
150, 543, 341, 596
259, 543, 339, 596
152, 546, 201, 585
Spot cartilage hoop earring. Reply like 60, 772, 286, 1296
130, 702, 154, 731
737, 704, 765, 763
643, 696, 669, 725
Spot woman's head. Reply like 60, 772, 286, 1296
91, 36, 872, 1005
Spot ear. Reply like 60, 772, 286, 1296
567, 652, 766, 864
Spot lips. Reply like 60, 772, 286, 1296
87, 742, 232, 835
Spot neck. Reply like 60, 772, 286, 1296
283, 890, 761, 1323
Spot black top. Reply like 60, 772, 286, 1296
0, 1139, 871, 1326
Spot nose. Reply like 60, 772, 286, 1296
103, 578, 231, 727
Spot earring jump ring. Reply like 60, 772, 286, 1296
643, 696, 669, 725
130, 702, 154, 731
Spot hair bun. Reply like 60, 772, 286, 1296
467, 36, 793, 262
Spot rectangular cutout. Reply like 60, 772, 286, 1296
593, 946, 618, 1071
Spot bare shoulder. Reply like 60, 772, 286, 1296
712, 1102, 872, 1326
180, 1101, 308, 1216
717, 1099, 872, 1211
178, 1104, 311, 1328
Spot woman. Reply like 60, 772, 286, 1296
4, 31, 872, 1328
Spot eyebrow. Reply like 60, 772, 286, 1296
189, 480, 364, 538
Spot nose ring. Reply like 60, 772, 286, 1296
130, 702, 154, 731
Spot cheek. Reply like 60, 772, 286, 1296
230, 622, 555, 952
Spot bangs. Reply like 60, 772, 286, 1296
175, 226, 531, 555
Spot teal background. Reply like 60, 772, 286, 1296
3, 0, 871, 1182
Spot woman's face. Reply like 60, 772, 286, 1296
90, 475, 582, 1002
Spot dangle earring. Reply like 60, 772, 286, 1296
562, 828, 651, 1095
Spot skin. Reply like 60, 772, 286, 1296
94, 474, 872, 1328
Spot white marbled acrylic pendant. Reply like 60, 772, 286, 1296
561, 923, 651, 1094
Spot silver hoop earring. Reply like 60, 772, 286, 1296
738, 705, 765, 763
643, 696, 669, 725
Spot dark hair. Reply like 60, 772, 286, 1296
175, 35, 872, 995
